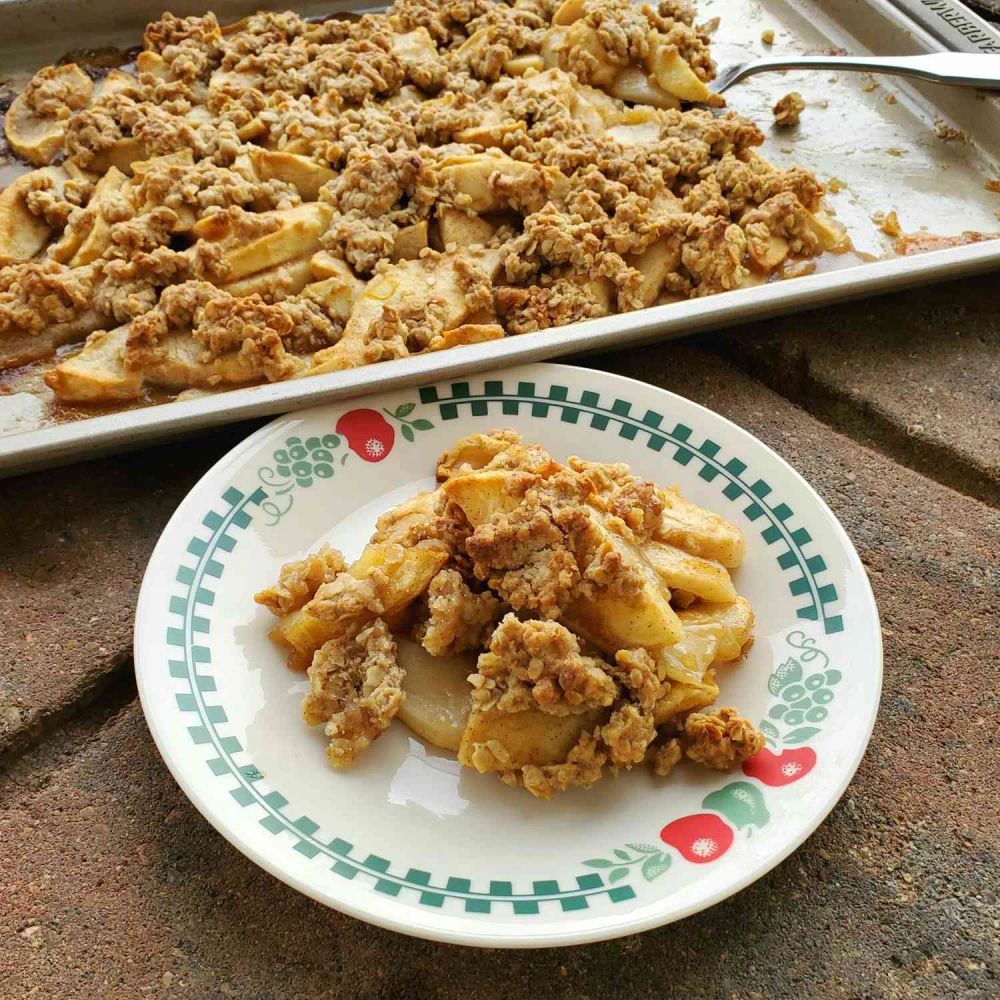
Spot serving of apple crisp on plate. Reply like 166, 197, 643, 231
256, 427, 766, 798
135, 363, 881, 945
1, 0, 848, 410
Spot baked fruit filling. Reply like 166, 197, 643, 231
1, 0, 846, 406
255, 430, 764, 798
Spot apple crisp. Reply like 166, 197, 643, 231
256, 429, 764, 798
1, 1, 847, 408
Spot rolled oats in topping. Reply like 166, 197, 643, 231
7, 2, 839, 416
256, 431, 758, 794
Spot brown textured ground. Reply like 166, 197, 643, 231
967, 0, 1000, 19
0, 423, 259, 757
2, 270, 999, 997
705, 273, 1000, 508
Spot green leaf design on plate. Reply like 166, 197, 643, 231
768, 658, 802, 694
411, 419, 434, 430
401, 424, 415, 443
613, 848, 630, 861
784, 726, 820, 745
702, 781, 770, 830
641, 853, 671, 881
759, 720, 780, 741
609, 867, 629, 883
626, 843, 660, 854
825, 669, 842, 685
582, 858, 613, 868
395, 402, 416, 418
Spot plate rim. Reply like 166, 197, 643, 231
134, 361, 883, 948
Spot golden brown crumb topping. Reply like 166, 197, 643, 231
682, 706, 765, 768
463, 457, 656, 616
4, 2, 841, 404
512, 731, 607, 797
303, 618, 404, 767
472, 613, 619, 715
773, 91, 805, 128
258, 431, 761, 797
308, 568, 385, 627
22, 65, 94, 119
467, 500, 585, 616
600, 702, 656, 765
495, 275, 609, 333
255, 544, 348, 616
647, 736, 683, 776
0, 261, 95, 335
418, 568, 503, 656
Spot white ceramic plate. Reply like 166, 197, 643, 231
135, 363, 882, 948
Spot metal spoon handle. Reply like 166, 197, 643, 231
716, 52, 1000, 92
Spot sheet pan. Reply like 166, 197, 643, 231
0, 0, 998, 474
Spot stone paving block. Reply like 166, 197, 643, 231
705, 273, 1000, 506
2, 348, 996, 999
0, 423, 258, 756
967, 0, 1000, 19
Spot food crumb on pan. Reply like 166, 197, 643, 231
934, 118, 966, 143
886, 93, 897, 105
887, 148, 905, 157
773, 92, 805, 127
862, 76, 879, 93
761, 29, 775, 45
985, 179, 1000, 194
895, 230, 999, 255
874, 210, 902, 237
827, 177, 847, 194
781, 259, 817, 278
701, 16, 720, 33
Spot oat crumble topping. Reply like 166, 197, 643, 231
682, 705, 766, 769
773, 91, 805, 128
2, 1, 844, 405
257, 431, 764, 796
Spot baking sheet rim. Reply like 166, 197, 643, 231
1, 0, 999, 474
3, 236, 999, 475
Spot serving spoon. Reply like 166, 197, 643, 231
712, 51, 1000, 94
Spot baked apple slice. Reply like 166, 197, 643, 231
396, 638, 474, 753
5, 65, 93, 166
458, 706, 607, 772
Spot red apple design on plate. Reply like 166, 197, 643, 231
660, 813, 734, 863
336, 409, 395, 462
742, 747, 817, 786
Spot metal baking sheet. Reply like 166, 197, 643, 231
1, 0, 999, 475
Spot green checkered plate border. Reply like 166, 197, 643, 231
136, 363, 881, 947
